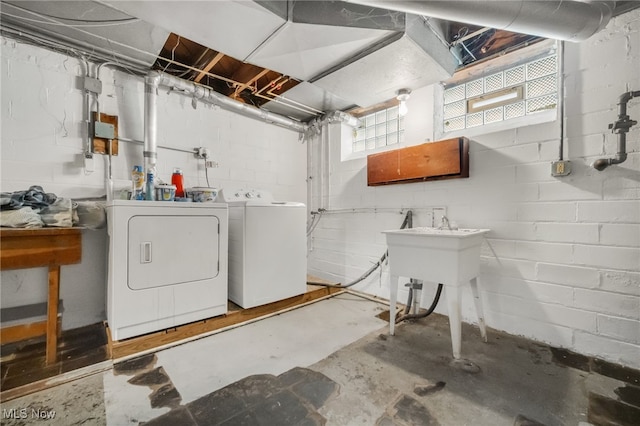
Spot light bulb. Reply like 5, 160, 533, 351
396, 88, 411, 117
398, 100, 408, 116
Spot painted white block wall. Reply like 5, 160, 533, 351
307, 10, 640, 369
1, 36, 306, 330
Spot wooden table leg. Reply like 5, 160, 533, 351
46, 265, 60, 365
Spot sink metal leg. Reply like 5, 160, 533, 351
469, 277, 488, 342
445, 284, 462, 359
389, 274, 399, 335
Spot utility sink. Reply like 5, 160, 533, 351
388, 227, 488, 235
382, 227, 490, 283
383, 227, 490, 359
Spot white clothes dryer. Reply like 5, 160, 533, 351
218, 188, 306, 309
106, 200, 228, 341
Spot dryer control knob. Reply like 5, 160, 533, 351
245, 192, 254, 198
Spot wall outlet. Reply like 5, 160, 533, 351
551, 160, 571, 177
84, 154, 94, 172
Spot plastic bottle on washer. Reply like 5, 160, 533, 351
131, 166, 144, 200
171, 168, 185, 198
145, 166, 156, 201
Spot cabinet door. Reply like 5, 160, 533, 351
367, 137, 468, 185
127, 215, 219, 290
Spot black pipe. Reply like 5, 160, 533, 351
395, 283, 444, 323
310, 208, 444, 324
403, 284, 414, 315
593, 90, 640, 171
311, 210, 412, 289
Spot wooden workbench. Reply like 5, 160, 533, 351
0, 227, 82, 364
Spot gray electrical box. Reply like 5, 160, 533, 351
551, 160, 571, 177
84, 77, 102, 94
94, 121, 115, 139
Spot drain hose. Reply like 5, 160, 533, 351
395, 283, 443, 324
308, 210, 412, 289
308, 209, 444, 323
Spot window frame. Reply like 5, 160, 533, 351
436, 39, 560, 141
342, 99, 406, 161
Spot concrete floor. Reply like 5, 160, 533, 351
1, 293, 638, 425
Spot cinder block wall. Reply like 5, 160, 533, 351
307, 10, 640, 369
0, 36, 306, 330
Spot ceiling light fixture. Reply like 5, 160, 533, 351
397, 88, 411, 116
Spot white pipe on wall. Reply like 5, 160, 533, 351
145, 71, 308, 134
142, 71, 363, 192
144, 72, 160, 172
142, 70, 309, 176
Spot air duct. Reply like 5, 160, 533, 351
343, 0, 616, 42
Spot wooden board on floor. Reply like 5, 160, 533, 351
0, 318, 62, 345
109, 286, 343, 360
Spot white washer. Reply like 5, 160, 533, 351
106, 200, 228, 341
218, 188, 307, 309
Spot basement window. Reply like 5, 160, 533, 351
351, 105, 405, 155
439, 41, 559, 137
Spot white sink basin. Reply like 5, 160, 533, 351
383, 226, 491, 359
383, 227, 490, 253
388, 227, 488, 236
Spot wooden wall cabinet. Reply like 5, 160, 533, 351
367, 137, 469, 186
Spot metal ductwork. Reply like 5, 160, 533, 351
2, 0, 627, 125
343, 0, 616, 42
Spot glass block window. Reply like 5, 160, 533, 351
443, 53, 558, 133
353, 105, 404, 153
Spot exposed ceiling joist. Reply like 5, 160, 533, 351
194, 51, 225, 83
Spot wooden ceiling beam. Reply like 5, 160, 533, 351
233, 68, 271, 95
194, 52, 225, 83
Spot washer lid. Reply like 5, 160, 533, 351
246, 200, 305, 207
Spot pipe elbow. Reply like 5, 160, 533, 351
619, 90, 640, 105
592, 153, 628, 171
592, 158, 612, 171
614, 152, 628, 163
145, 70, 163, 88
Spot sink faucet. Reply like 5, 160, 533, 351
438, 216, 451, 230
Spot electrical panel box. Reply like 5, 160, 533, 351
91, 112, 119, 155
94, 121, 115, 139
